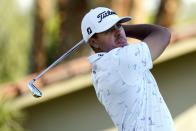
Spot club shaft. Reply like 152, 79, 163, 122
33, 39, 85, 81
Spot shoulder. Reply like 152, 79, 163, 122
118, 42, 153, 70
119, 42, 150, 57
124, 42, 149, 50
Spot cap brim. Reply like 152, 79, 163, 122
96, 16, 131, 33
118, 16, 132, 23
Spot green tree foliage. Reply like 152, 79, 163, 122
0, 0, 32, 83
0, 98, 25, 131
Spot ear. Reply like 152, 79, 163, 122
88, 38, 99, 49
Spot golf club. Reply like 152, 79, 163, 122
28, 39, 85, 98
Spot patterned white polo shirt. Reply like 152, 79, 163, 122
88, 42, 175, 131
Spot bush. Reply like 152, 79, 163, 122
0, 98, 26, 131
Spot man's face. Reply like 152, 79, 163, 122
90, 23, 128, 52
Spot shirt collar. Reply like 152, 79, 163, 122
88, 52, 106, 64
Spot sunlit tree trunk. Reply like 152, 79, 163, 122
129, 0, 146, 24
57, 0, 90, 60
110, 0, 145, 43
110, 0, 132, 17
155, 0, 180, 27
31, 0, 49, 72
110, 0, 146, 24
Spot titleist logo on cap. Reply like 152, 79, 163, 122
97, 10, 117, 23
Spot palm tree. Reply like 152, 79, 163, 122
155, 0, 180, 27
110, 0, 146, 24
57, 0, 91, 60
31, 0, 49, 73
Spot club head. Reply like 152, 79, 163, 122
28, 81, 42, 98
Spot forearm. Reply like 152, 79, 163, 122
123, 24, 168, 41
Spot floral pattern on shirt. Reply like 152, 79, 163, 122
88, 42, 175, 131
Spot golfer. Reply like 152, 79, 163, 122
81, 7, 175, 131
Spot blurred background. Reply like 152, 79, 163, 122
0, 0, 196, 131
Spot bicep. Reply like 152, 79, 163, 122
143, 28, 171, 61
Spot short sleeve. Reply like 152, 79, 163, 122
117, 42, 153, 85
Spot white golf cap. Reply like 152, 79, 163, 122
81, 7, 131, 42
